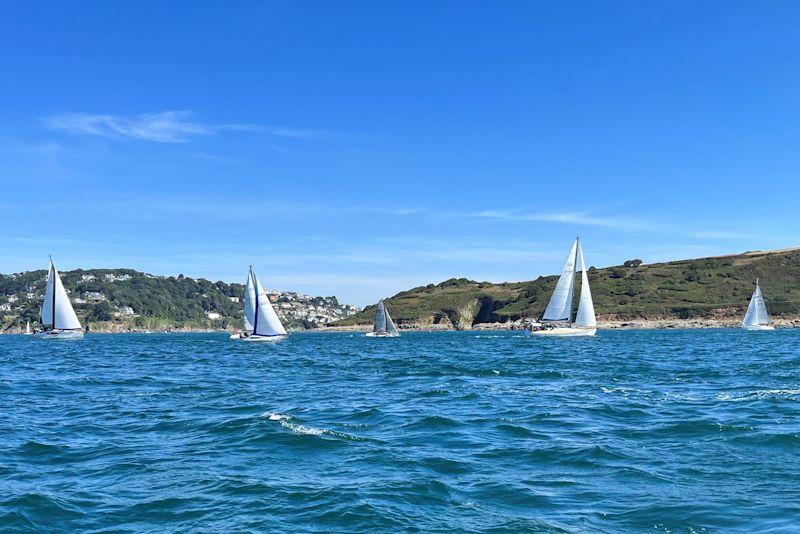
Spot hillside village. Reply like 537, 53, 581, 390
0, 268, 359, 333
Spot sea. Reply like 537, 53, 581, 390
1, 330, 798, 532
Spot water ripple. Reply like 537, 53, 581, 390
1, 329, 799, 531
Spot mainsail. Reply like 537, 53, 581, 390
40, 259, 82, 331
742, 278, 769, 327
574, 241, 597, 328
374, 300, 387, 333
243, 267, 287, 337
373, 300, 399, 335
542, 238, 579, 322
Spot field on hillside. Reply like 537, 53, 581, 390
339, 249, 800, 328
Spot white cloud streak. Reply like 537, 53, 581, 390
471, 209, 656, 231
42, 111, 326, 143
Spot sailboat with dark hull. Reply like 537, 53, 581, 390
34, 258, 83, 339
366, 300, 399, 337
531, 237, 597, 337
230, 266, 288, 342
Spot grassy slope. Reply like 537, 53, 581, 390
337, 248, 800, 327
0, 268, 328, 330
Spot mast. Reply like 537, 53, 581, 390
251, 267, 259, 334
755, 278, 761, 324
570, 237, 580, 324
50, 258, 56, 329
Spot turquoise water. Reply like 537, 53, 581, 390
1, 330, 798, 532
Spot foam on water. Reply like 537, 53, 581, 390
1, 329, 799, 532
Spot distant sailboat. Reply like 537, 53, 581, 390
24, 321, 32, 335
742, 278, 774, 331
34, 258, 84, 339
531, 237, 597, 337
366, 299, 400, 337
230, 266, 288, 341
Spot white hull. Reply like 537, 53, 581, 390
742, 325, 774, 331
531, 327, 596, 337
33, 330, 84, 340
230, 333, 287, 342
366, 332, 400, 337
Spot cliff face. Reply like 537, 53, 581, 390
336, 248, 800, 328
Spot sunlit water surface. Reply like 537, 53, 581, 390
1, 330, 798, 532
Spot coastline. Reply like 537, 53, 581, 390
5, 317, 800, 335
321, 317, 800, 332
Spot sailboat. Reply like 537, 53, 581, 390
531, 237, 597, 337
230, 266, 288, 341
366, 299, 400, 337
742, 278, 774, 331
23, 321, 32, 335
34, 258, 84, 339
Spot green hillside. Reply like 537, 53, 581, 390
0, 268, 354, 332
337, 248, 800, 328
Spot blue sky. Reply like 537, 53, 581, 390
2, 1, 800, 305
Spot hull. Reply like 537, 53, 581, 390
231, 333, 287, 342
366, 332, 400, 337
531, 327, 596, 337
742, 324, 775, 331
33, 329, 84, 340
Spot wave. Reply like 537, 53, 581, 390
717, 389, 800, 402
263, 412, 361, 440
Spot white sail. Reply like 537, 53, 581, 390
40, 260, 82, 331
542, 238, 578, 322
743, 279, 769, 327
251, 270, 287, 336
574, 240, 597, 328
243, 269, 257, 332
374, 300, 387, 333
384, 305, 398, 335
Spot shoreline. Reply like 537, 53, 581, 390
4, 317, 800, 335
321, 317, 800, 332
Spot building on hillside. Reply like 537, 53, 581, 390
82, 291, 106, 302
104, 273, 131, 282
116, 306, 136, 317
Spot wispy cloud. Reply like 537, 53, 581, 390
470, 209, 656, 231
42, 111, 328, 143
43, 111, 212, 143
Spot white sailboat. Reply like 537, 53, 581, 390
230, 266, 288, 341
24, 321, 32, 335
531, 237, 597, 337
34, 258, 84, 339
366, 299, 400, 337
742, 278, 774, 331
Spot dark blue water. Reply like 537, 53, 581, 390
1, 330, 798, 532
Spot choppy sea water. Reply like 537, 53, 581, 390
1, 330, 798, 532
